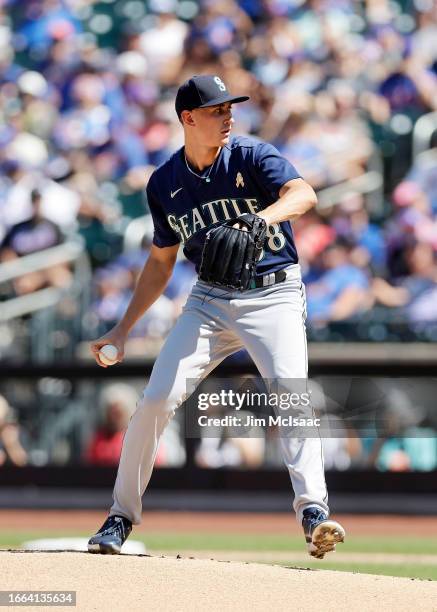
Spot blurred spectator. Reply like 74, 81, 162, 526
0, 162, 80, 242
294, 209, 336, 280
0, 188, 72, 295
85, 381, 185, 467
0, 394, 28, 467
306, 238, 372, 324
90, 249, 178, 340
386, 180, 437, 277
365, 387, 437, 472
330, 193, 386, 273
195, 398, 265, 469
91, 263, 135, 333
138, 4, 188, 82
372, 240, 437, 323
85, 383, 138, 466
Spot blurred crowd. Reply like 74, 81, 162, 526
1, 376, 436, 471
0, 381, 186, 468
1, 0, 437, 352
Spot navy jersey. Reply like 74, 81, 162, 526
146, 135, 301, 276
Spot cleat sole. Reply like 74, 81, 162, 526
88, 542, 121, 555
307, 520, 345, 559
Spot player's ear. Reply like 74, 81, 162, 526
181, 110, 195, 127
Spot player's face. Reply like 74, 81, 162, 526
191, 103, 234, 146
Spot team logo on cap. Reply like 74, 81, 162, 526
214, 76, 226, 92
236, 172, 244, 188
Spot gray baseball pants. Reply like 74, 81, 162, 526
110, 263, 329, 524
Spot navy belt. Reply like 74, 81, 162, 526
250, 269, 287, 289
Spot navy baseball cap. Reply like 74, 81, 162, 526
175, 75, 249, 119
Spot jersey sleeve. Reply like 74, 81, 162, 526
146, 176, 180, 248
254, 141, 301, 199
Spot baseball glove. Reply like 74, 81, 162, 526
199, 213, 267, 291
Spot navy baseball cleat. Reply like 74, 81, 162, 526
88, 515, 132, 554
302, 507, 345, 559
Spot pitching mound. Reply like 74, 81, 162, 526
1, 551, 436, 612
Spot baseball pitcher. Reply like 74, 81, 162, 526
88, 75, 345, 559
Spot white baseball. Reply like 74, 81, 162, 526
99, 344, 119, 366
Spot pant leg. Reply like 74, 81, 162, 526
110, 296, 242, 524
231, 271, 329, 522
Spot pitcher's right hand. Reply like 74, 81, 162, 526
90, 327, 127, 368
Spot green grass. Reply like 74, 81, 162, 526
277, 562, 437, 581
0, 530, 436, 554
0, 530, 436, 553
132, 532, 437, 555
1, 530, 436, 581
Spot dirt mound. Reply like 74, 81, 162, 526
1, 551, 436, 612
